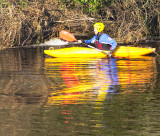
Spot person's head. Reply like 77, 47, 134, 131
94, 22, 104, 35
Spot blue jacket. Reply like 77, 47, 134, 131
85, 33, 117, 51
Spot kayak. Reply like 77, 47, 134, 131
44, 46, 155, 58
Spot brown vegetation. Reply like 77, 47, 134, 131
112, 0, 160, 43
0, 0, 159, 49
0, 0, 93, 49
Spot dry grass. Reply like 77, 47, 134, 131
0, 4, 22, 49
0, 0, 91, 49
101, 0, 159, 43
0, 0, 159, 49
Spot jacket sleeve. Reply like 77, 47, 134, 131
84, 35, 96, 44
99, 34, 117, 51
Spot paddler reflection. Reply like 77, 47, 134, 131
96, 58, 119, 92
45, 58, 119, 106
60, 58, 119, 105
95, 58, 119, 104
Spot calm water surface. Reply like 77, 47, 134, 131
0, 46, 160, 136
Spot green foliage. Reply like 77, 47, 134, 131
0, 0, 10, 8
0, 0, 28, 9
19, 0, 27, 9
59, 0, 112, 14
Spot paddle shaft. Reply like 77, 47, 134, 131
72, 42, 109, 55
69, 41, 109, 55
86, 44, 109, 55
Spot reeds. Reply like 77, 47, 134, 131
0, 0, 159, 49
0, 3, 21, 49
113, 0, 160, 43
0, 0, 91, 49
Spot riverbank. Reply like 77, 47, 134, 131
0, 0, 159, 50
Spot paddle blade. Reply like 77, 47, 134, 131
60, 30, 77, 42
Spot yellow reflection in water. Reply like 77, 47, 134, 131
45, 58, 100, 105
44, 56, 156, 106
117, 56, 156, 93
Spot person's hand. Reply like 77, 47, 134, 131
107, 52, 112, 58
77, 40, 82, 43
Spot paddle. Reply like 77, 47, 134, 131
59, 30, 109, 56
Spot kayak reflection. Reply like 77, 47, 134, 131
117, 56, 156, 93
44, 58, 118, 105
44, 56, 156, 105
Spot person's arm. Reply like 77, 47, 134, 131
107, 42, 117, 57
99, 34, 117, 56
78, 36, 97, 44
85, 36, 96, 44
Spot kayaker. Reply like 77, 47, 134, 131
78, 22, 117, 57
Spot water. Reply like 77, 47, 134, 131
0, 46, 160, 136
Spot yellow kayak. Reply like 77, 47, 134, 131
44, 46, 155, 58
